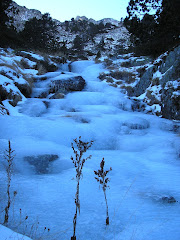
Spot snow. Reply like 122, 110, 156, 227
153, 70, 162, 79
0, 224, 32, 240
21, 51, 44, 61
0, 60, 180, 240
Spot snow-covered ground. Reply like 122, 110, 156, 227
0, 61, 180, 240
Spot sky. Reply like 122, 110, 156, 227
14, 0, 129, 22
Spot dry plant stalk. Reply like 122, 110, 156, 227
4, 140, 15, 224
94, 158, 112, 225
71, 136, 93, 240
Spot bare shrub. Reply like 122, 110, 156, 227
94, 158, 112, 225
3, 140, 15, 225
71, 136, 93, 240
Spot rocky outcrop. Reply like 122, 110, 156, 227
161, 80, 180, 120
145, 46, 180, 120
0, 84, 22, 107
49, 76, 86, 94
98, 45, 180, 120
132, 66, 154, 97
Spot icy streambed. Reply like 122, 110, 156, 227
0, 61, 180, 240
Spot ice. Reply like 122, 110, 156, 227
18, 99, 48, 117
70, 60, 95, 73
0, 60, 180, 240
121, 116, 150, 129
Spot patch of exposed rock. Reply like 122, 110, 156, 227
98, 46, 180, 120
49, 76, 86, 94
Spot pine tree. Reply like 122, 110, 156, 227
124, 0, 180, 56
20, 13, 59, 52
0, 0, 17, 47
72, 35, 84, 52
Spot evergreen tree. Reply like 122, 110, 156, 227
97, 37, 105, 51
72, 35, 84, 52
20, 13, 59, 52
0, 0, 12, 26
124, 0, 180, 56
0, 0, 19, 47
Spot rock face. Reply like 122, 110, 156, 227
49, 76, 86, 94
161, 80, 180, 120
132, 66, 154, 97
127, 46, 180, 120
98, 45, 180, 120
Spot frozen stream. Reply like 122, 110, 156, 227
0, 61, 180, 240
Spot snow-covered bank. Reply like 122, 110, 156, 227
0, 59, 180, 240
0, 224, 32, 239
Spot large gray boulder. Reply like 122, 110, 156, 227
49, 76, 86, 94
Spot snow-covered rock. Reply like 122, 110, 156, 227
98, 45, 180, 120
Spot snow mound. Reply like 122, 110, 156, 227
18, 99, 47, 117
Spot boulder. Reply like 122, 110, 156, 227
49, 76, 86, 94
15, 82, 32, 98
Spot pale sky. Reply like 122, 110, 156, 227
14, 0, 129, 22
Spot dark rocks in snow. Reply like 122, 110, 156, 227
36, 60, 58, 75
24, 154, 59, 174
49, 76, 86, 94
14, 82, 32, 98
0, 102, 9, 115
0, 85, 22, 107
161, 196, 177, 204
131, 99, 147, 112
